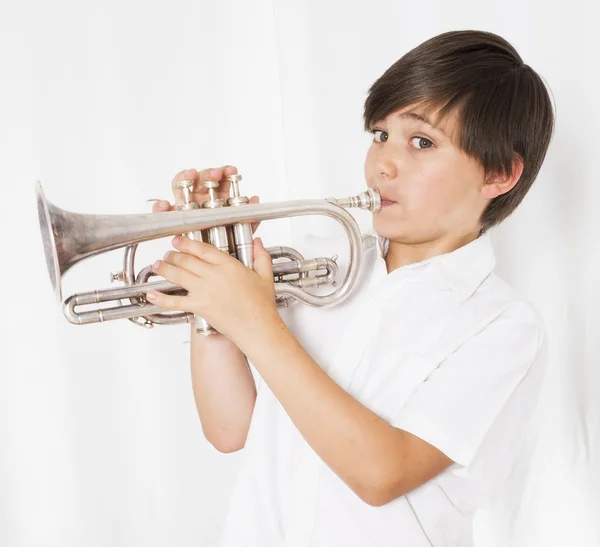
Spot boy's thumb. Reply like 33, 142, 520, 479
253, 238, 273, 280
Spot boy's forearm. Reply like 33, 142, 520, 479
236, 316, 404, 505
190, 325, 257, 451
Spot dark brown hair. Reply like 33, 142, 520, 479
363, 30, 555, 233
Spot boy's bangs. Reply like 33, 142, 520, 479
365, 91, 467, 146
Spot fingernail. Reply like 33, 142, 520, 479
210, 168, 219, 178
146, 291, 157, 301
163, 251, 171, 261
172, 236, 181, 246
160, 200, 168, 207
153, 260, 161, 271
184, 169, 196, 177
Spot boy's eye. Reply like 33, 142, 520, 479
372, 130, 388, 143
411, 136, 434, 149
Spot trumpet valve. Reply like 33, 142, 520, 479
177, 179, 202, 211
201, 180, 226, 208
177, 179, 195, 204
226, 174, 243, 197
202, 179, 218, 198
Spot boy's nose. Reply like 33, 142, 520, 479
374, 149, 399, 180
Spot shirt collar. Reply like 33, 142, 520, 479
364, 229, 496, 303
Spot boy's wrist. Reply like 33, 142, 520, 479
233, 311, 292, 362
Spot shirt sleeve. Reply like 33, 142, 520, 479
391, 302, 547, 469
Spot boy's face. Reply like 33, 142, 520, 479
364, 104, 488, 245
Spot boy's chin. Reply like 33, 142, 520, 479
371, 218, 431, 245
371, 216, 404, 238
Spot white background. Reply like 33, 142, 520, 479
1, 0, 598, 546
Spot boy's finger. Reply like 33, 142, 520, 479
145, 290, 191, 312
196, 165, 237, 185
170, 165, 238, 206
193, 165, 239, 201
151, 200, 173, 212
197, 165, 238, 182
249, 195, 260, 234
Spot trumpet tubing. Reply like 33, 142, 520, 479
36, 174, 380, 334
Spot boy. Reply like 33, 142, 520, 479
148, 29, 554, 547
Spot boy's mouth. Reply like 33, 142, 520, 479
380, 198, 396, 206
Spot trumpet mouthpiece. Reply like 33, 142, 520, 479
326, 187, 381, 212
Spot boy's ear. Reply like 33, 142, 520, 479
481, 153, 524, 199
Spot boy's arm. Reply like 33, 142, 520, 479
237, 301, 545, 507
149, 235, 541, 507
238, 315, 454, 507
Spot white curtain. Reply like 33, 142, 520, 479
1, 1, 598, 545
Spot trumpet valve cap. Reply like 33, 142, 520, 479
177, 179, 195, 190
225, 174, 242, 183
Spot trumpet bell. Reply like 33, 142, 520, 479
36, 180, 64, 302
37, 180, 109, 303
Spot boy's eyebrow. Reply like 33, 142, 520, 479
398, 111, 449, 138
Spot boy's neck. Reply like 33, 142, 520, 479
384, 229, 481, 274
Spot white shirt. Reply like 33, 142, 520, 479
218, 228, 548, 547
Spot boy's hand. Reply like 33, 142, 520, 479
147, 235, 280, 346
151, 166, 261, 235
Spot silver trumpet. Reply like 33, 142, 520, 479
36, 174, 381, 335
